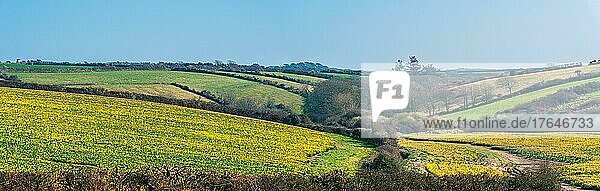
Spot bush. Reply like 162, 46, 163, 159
303, 78, 360, 125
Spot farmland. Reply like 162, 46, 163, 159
0, 63, 92, 69
450, 64, 600, 98
69, 84, 212, 101
397, 139, 506, 176
436, 65, 600, 113
322, 72, 358, 79
262, 72, 327, 83
443, 76, 600, 119
12, 70, 305, 113
0, 87, 373, 174
407, 133, 600, 189
218, 71, 308, 89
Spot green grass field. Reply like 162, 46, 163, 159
322, 72, 358, 79
444, 65, 600, 112
262, 72, 327, 84
443, 76, 600, 119
69, 84, 213, 102
0, 63, 91, 69
12, 70, 304, 113
219, 71, 307, 89
556, 90, 600, 111
0, 87, 373, 174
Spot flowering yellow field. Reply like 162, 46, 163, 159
0, 87, 373, 174
408, 133, 600, 189
397, 139, 506, 176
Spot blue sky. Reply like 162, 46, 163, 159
0, 0, 599, 69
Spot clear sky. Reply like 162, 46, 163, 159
1, 0, 599, 69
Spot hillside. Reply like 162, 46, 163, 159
12, 70, 305, 113
262, 72, 327, 84
443, 76, 600, 119
0, 87, 373, 174
444, 65, 600, 111
408, 133, 600, 189
218, 71, 308, 89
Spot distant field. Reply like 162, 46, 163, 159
451, 65, 600, 95
409, 133, 600, 189
69, 84, 213, 102
12, 70, 304, 113
443, 76, 600, 119
321, 72, 358, 79
0, 63, 91, 69
557, 91, 600, 111
219, 71, 307, 89
0, 87, 373, 174
444, 65, 600, 111
262, 72, 327, 84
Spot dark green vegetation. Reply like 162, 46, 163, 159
303, 78, 361, 128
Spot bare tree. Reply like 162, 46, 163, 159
464, 86, 482, 108
440, 88, 453, 113
497, 78, 517, 95
420, 78, 444, 116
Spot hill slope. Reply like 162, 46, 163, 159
0, 87, 372, 174
12, 70, 304, 113
443, 76, 600, 119
444, 65, 600, 111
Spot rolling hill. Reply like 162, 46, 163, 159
12, 70, 305, 113
262, 72, 327, 84
444, 64, 600, 112
0, 87, 373, 174
443, 76, 600, 119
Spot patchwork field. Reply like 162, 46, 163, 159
0, 63, 91, 69
218, 71, 308, 89
69, 84, 213, 102
407, 133, 600, 189
450, 64, 600, 96
12, 70, 304, 113
443, 76, 600, 119
321, 72, 358, 79
262, 72, 327, 83
0, 87, 373, 174
439, 65, 600, 112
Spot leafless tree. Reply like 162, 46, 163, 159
497, 78, 517, 95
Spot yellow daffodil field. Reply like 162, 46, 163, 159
0, 87, 373, 174
397, 139, 506, 176
408, 133, 600, 189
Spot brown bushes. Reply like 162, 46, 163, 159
0, 166, 560, 191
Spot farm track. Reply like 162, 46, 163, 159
405, 138, 595, 191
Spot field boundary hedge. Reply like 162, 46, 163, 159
0, 166, 560, 191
